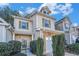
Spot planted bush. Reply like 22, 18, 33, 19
0, 40, 21, 56
0, 42, 12, 56
52, 34, 65, 56
66, 43, 79, 54
36, 37, 44, 56
8, 40, 21, 54
30, 40, 37, 54
30, 37, 44, 56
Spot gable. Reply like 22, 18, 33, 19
0, 18, 9, 26
40, 6, 51, 15
55, 16, 72, 25
0, 20, 3, 23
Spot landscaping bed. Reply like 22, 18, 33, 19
0, 40, 26, 56
30, 37, 44, 56
52, 34, 65, 56
13, 53, 27, 56
65, 43, 79, 55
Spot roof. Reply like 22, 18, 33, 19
24, 6, 56, 20
55, 16, 72, 25
0, 18, 14, 31
25, 10, 56, 20
40, 6, 51, 14
0, 18, 9, 26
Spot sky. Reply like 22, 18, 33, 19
0, 3, 79, 25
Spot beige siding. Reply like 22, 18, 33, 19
14, 18, 32, 34
15, 34, 32, 40
6, 29, 13, 42
36, 14, 55, 31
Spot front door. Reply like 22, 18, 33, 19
21, 39, 31, 49
46, 37, 53, 54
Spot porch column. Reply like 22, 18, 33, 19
13, 32, 15, 40
43, 34, 46, 55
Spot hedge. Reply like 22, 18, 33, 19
0, 42, 12, 56
30, 40, 37, 54
36, 37, 44, 56
66, 43, 79, 54
52, 34, 65, 56
0, 40, 21, 56
8, 40, 21, 55
30, 37, 44, 56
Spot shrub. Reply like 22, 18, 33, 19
8, 40, 21, 55
14, 53, 27, 56
66, 43, 79, 54
52, 34, 65, 56
30, 40, 37, 54
0, 40, 21, 56
36, 37, 44, 56
30, 37, 44, 56
0, 42, 12, 56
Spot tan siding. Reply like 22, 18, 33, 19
15, 34, 32, 40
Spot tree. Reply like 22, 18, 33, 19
0, 6, 21, 26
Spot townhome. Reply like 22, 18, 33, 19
70, 25, 79, 43
13, 6, 63, 54
55, 16, 76, 44
0, 18, 13, 42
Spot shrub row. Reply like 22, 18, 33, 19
52, 34, 65, 56
66, 43, 79, 54
0, 40, 21, 56
30, 37, 44, 56
0, 42, 12, 56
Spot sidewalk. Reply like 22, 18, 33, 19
65, 52, 78, 56
21, 49, 78, 56
21, 49, 36, 56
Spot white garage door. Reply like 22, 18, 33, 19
46, 37, 53, 54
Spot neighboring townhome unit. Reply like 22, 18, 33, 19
13, 16, 32, 49
70, 25, 79, 44
0, 18, 13, 42
55, 16, 72, 44
13, 6, 63, 55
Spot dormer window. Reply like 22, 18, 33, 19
43, 11, 46, 14
40, 6, 51, 15
43, 10, 49, 15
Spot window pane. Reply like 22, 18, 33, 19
22, 22, 27, 29
42, 18, 50, 28
19, 21, 29, 29
65, 23, 69, 29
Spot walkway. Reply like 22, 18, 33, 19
65, 52, 78, 56
21, 49, 78, 56
21, 48, 36, 56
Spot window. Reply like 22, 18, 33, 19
42, 18, 51, 28
65, 23, 70, 29
43, 11, 46, 14
43, 10, 49, 15
19, 21, 29, 29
